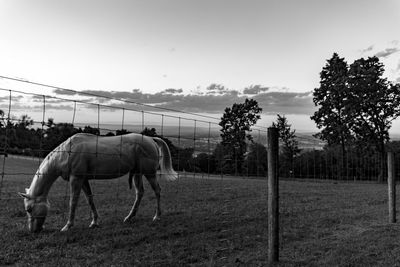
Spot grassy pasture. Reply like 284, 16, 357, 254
0, 156, 399, 266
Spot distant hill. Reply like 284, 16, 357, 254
295, 132, 326, 150
391, 133, 400, 141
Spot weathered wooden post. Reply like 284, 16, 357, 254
267, 127, 279, 264
388, 152, 396, 223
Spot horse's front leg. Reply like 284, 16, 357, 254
82, 179, 99, 228
61, 175, 84, 232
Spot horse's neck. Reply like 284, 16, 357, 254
29, 157, 59, 199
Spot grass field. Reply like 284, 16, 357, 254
0, 156, 399, 266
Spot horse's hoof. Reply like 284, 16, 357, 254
152, 215, 160, 222
123, 216, 131, 223
60, 224, 71, 232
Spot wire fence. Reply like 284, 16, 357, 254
279, 148, 400, 182
0, 79, 270, 265
1, 77, 399, 265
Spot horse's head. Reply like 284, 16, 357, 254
18, 189, 49, 233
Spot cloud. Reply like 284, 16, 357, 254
206, 83, 228, 94
53, 88, 77, 96
243, 85, 269, 94
0, 94, 23, 104
161, 88, 183, 94
254, 91, 314, 115
374, 47, 400, 58
361, 45, 374, 54
51, 85, 315, 115
45, 104, 74, 111
154, 90, 314, 115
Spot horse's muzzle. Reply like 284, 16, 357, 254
28, 217, 45, 233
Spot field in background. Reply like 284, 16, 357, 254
1, 157, 400, 266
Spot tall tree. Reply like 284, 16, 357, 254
0, 109, 4, 128
219, 98, 262, 175
272, 114, 300, 177
311, 53, 353, 169
347, 56, 400, 181
244, 142, 267, 177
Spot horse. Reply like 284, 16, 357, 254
18, 133, 178, 233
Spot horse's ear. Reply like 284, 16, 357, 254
18, 192, 31, 199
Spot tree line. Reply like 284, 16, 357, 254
0, 103, 268, 177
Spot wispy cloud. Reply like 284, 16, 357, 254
374, 47, 400, 58
361, 45, 374, 54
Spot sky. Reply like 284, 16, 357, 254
0, 0, 400, 134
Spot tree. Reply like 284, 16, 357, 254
116, 129, 131, 136
0, 109, 5, 128
244, 142, 267, 177
219, 98, 262, 175
346, 56, 400, 181
43, 121, 78, 156
272, 114, 300, 177
212, 143, 228, 174
141, 127, 176, 152
195, 152, 216, 174
311, 53, 353, 170
174, 147, 195, 172
312, 53, 400, 182
13, 115, 38, 150
82, 125, 100, 135
140, 127, 182, 169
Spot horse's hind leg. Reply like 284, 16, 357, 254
124, 174, 144, 223
145, 173, 161, 221
82, 180, 99, 228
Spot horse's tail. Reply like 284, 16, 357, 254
153, 137, 178, 181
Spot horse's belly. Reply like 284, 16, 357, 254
88, 161, 131, 179
89, 173, 128, 180
70, 154, 132, 179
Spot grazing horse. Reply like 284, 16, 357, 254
18, 133, 178, 233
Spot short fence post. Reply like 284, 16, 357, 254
388, 152, 396, 223
267, 127, 279, 264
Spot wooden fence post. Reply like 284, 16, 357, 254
388, 152, 396, 223
267, 127, 279, 264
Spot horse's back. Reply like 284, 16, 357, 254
57, 133, 159, 179
69, 133, 155, 150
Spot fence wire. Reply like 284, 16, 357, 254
0, 84, 269, 265
1, 79, 400, 265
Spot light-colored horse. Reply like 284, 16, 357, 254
18, 133, 178, 233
